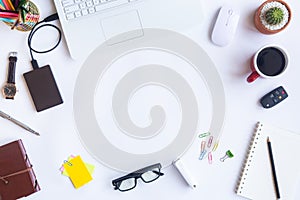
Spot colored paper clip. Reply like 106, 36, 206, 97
200, 141, 206, 153
208, 152, 213, 164
212, 141, 219, 152
220, 150, 234, 162
64, 160, 73, 166
198, 132, 210, 138
198, 149, 207, 160
207, 136, 213, 148
60, 155, 76, 172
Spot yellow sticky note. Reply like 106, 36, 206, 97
62, 156, 95, 177
63, 162, 95, 176
63, 156, 93, 189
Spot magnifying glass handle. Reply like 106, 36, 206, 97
173, 158, 197, 189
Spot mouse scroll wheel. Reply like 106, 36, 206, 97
228, 9, 233, 16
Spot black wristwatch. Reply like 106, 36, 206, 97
2, 52, 17, 99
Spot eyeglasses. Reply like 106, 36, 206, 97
112, 163, 164, 192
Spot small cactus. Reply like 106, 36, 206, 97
265, 7, 284, 25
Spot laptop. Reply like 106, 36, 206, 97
53, 0, 204, 60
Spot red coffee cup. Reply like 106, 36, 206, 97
247, 45, 289, 83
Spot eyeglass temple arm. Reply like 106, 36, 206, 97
133, 163, 162, 174
152, 170, 164, 176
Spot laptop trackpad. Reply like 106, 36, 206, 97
101, 10, 144, 45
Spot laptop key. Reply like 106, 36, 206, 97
79, 2, 86, 9
62, 0, 137, 20
86, 0, 93, 7
88, 7, 95, 13
66, 13, 75, 20
62, 0, 74, 7
64, 5, 80, 13
93, 0, 100, 5
94, 0, 100, 4
75, 11, 82, 17
95, 0, 128, 12
82, 9, 89, 15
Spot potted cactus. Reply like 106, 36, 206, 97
254, 0, 291, 34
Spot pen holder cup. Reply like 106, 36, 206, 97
3, 1, 40, 32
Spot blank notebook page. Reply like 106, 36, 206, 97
236, 122, 300, 200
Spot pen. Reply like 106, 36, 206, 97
6, 0, 15, 11
0, 17, 15, 23
0, 110, 40, 136
173, 158, 197, 189
267, 137, 280, 199
0, 11, 19, 18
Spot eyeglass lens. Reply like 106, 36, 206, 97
118, 178, 136, 191
141, 167, 161, 182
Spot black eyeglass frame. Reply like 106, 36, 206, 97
112, 163, 164, 192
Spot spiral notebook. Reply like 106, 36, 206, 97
236, 122, 300, 200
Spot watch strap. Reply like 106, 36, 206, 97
7, 54, 17, 84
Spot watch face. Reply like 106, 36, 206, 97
3, 83, 16, 98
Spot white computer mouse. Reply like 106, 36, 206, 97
211, 5, 240, 47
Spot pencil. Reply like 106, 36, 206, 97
1, 0, 9, 9
0, 9, 18, 13
267, 137, 280, 199
6, 0, 15, 10
0, 11, 18, 19
0, 1, 6, 9
0, 16, 15, 22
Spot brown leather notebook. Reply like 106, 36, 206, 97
0, 140, 40, 200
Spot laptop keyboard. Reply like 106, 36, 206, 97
61, 0, 139, 20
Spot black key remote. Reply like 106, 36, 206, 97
260, 86, 288, 108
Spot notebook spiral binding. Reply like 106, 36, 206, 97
235, 122, 264, 194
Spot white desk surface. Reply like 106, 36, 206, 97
1, 0, 300, 199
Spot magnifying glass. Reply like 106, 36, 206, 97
73, 28, 225, 173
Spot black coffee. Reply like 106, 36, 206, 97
256, 47, 286, 76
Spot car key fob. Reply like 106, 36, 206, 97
260, 86, 288, 108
